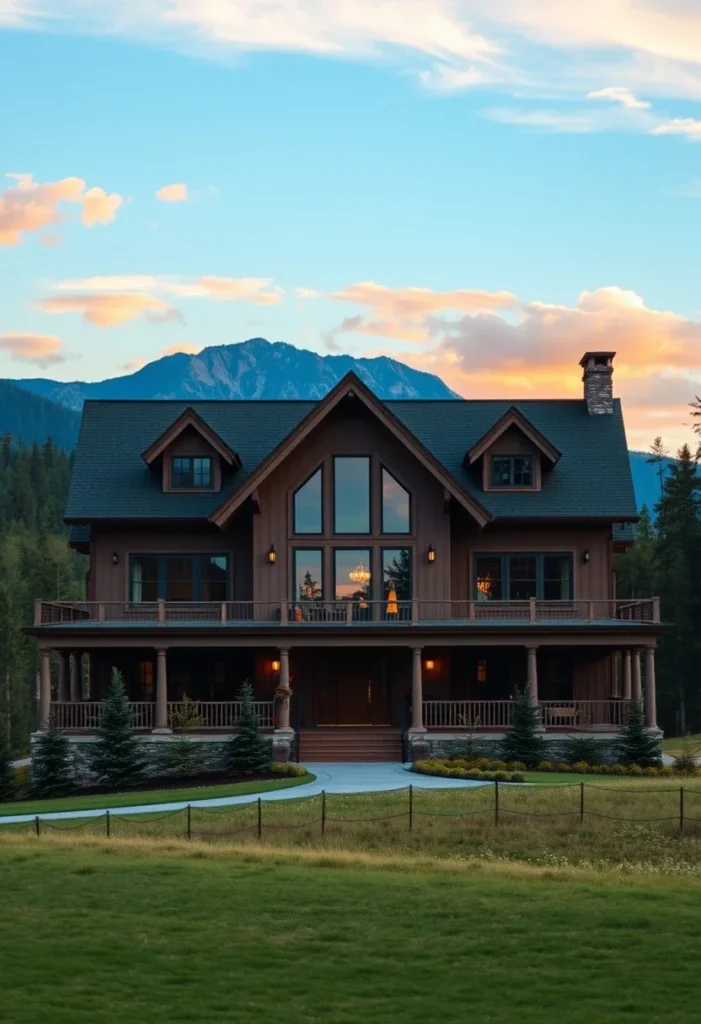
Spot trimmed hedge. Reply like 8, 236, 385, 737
536, 760, 695, 778
270, 762, 308, 778
412, 759, 525, 784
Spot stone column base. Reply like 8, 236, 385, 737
151, 727, 173, 736
272, 728, 295, 763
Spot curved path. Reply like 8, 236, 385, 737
0, 763, 485, 826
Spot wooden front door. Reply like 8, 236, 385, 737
314, 654, 391, 726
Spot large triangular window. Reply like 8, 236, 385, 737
293, 467, 323, 534
381, 467, 411, 534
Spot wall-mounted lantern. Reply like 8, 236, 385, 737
272, 660, 281, 674
582, 550, 591, 565
111, 552, 119, 566
425, 659, 435, 672
268, 544, 277, 565
427, 544, 436, 564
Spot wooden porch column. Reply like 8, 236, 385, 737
154, 648, 170, 732
39, 649, 51, 731
526, 647, 539, 704
631, 649, 642, 701
278, 648, 292, 731
622, 649, 632, 700
70, 651, 82, 702
58, 651, 70, 702
410, 647, 426, 732
645, 647, 658, 730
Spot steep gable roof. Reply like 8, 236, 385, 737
210, 372, 491, 528
141, 406, 241, 468
465, 406, 561, 468
65, 393, 638, 523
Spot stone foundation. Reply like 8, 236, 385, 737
405, 731, 624, 764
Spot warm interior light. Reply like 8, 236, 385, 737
427, 545, 436, 563
272, 660, 280, 673
425, 659, 435, 671
268, 545, 276, 564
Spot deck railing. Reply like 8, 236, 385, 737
36, 597, 661, 627
423, 699, 633, 730
50, 700, 274, 732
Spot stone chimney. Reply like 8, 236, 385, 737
580, 351, 615, 414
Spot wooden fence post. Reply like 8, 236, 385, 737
257, 798, 262, 839
409, 785, 413, 831
494, 780, 499, 827
680, 787, 685, 835
187, 804, 191, 841
321, 791, 326, 836
580, 783, 585, 824
35, 815, 40, 837
106, 810, 110, 838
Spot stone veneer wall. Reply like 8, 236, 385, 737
30, 732, 297, 788
407, 732, 621, 764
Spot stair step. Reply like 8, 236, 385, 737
299, 730, 403, 762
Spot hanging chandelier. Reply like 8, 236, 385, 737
349, 560, 371, 586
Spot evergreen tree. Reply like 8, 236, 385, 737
647, 436, 669, 495
0, 726, 15, 802
90, 669, 146, 789
30, 725, 75, 798
501, 689, 545, 769
228, 680, 272, 775
617, 700, 662, 767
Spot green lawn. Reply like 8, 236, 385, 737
0, 840, 699, 1023
0, 774, 314, 817
663, 734, 701, 753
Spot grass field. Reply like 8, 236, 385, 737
5, 781, 701, 872
0, 837, 699, 1023
0, 774, 314, 818
663, 733, 701, 754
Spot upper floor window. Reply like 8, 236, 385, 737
130, 553, 229, 602
293, 468, 323, 534
381, 468, 411, 534
334, 457, 370, 534
491, 455, 533, 488
293, 549, 323, 602
171, 456, 213, 489
475, 553, 573, 602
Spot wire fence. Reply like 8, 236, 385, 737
14, 782, 701, 843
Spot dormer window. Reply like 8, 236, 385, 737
491, 455, 533, 488
171, 456, 213, 489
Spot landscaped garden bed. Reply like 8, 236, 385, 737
411, 759, 526, 782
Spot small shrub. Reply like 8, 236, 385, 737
565, 735, 604, 766
671, 736, 701, 777
571, 761, 590, 774
31, 726, 76, 798
271, 762, 308, 777
507, 761, 527, 773
13, 764, 29, 794
493, 771, 509, 782
556, 763, 572, 773
617, 700, 662, 767
660, 766, 675, 777
169, 695, 206, 732
0, 732, 15, 802
643, 766, 661, 777
627, 764, 644, 776
538, 761, 555, 772
510, 773, 526, 783
501, 689, 545, 769
158, 738, 204, 779
228, 680, 272, 775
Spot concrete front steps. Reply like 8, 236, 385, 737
298, 729, 404, 763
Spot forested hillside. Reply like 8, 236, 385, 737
0, 437, 86, 755
0, 381, 81, 451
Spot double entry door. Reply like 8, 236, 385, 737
314, 652, 392, 727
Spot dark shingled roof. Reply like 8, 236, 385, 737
65, 396, 638, 523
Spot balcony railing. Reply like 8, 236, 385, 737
50, 700, 274, 732
423, 699, 633, 730
36, 597, 661, 628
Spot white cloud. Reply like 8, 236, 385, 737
650, 117, 701, 139
587, 86, 650, 109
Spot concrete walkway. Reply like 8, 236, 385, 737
0, 763, 486, 826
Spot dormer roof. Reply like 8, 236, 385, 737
140, 406, 241, 468
464, 406, 562, 469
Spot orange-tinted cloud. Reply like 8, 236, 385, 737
53, 274, 283, 306
156, 183, 189, 202
0, 333, 66, 366
38, 292, 180, 327
0, 173, 124, 245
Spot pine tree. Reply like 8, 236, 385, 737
617, 700, 662, 767
647, 436, 669, 497
0, 726, 15, 802
615, 506, 657, 600
501, 689, 545, 769
90, 669, 146, 789
30, 725, 75, 798
228, 680, 272, 775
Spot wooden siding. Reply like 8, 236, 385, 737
252, 403, 452, 605
481, 427, 543, 492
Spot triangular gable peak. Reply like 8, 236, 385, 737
210, 372, 492, 529
141, 407, 241, 468
464, 406, 561, 469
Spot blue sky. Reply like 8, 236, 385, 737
1, 1, 701, 448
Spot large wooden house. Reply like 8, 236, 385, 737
30, 351, 661, 761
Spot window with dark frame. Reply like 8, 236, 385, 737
333, 457, 370, 534
474, 553, 573, 602
171, 456, 213, 488
381, 467, 411, 534
129, 554, 230, 602
490, 455, 534, 488
292, 549, 324, 602
293, 467, 323, 534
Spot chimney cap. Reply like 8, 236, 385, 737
580, 351, 616, 368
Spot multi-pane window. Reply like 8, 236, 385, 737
381, 468, 411, 534
293, 549, 323, 602
171, 456, 213, 488
129, 554, 229, 602
335, 549, 371, 603
491, 455, 534, 488
382, 548, 411, 620
474, 554, 573, 602
293, 468, 323, 534
334, 457, 370, 534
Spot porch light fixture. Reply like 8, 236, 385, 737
111, 552, 119, 566
582, 550, 590, 564
425, 659, 435, 672
268, 544, 276, 565
427, 545, 436, 563
272, 660, 280, 674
